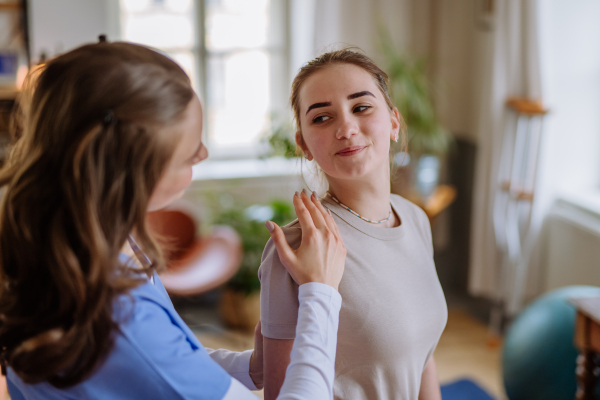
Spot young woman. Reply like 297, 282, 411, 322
1, 40, 347, 400
259, 49, 448, 400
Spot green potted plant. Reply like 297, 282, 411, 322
262, 112, 297, 159
379, 29, 453, 200
213, 199, 295, 331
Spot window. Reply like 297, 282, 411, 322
120, 0, 199, 89
119, 0, 288, 158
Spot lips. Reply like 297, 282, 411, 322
336, 146, 367, 156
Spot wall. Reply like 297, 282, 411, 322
318, 0, 480, 144
535, 0, 600, 293
544, 199, 600, 290
28, 0, 115, 62
27, 0, 482, 145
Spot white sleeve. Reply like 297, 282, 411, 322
206, 348, 257, 390
277, 282, 341, 400
221, 282, 342, 400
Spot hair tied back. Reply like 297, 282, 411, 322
102, 109, 116, 127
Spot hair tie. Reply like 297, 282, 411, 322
102, 109, 116, 126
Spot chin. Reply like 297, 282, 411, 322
329, 157, 389, 181
148, 191, 186, 212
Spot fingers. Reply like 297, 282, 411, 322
250, 321, 264, 389
265, 221, 295, 265
253, 320, 263, 356
311, 194, 342, 238
301, 189, 328, 230
255, 320, 262, 339
293, 191, 316, 235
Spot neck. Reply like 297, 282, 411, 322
326, 164, 392, 224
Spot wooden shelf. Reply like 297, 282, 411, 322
0, 3, 20, 11
0, 89, 18, 101
422, 185, 457, 222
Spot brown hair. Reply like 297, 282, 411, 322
0, 42, 194, 387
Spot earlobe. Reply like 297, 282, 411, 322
390, 107, 401, 142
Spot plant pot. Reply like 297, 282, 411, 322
414, 154, 440, 200
220, 289, 261, 332
391, 152, 441, 204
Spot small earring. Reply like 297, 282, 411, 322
393, 134, 398, 143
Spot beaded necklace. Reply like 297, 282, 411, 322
326, 192, 392, 224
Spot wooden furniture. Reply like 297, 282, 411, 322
0, 0, 30, 65
421, 184, 457, 224
0, 2, 20, 11
571, 297, 600, 400
406, 184, 457, 225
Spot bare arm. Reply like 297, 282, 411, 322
418, 356, 442, 400
263, 337, 294, 400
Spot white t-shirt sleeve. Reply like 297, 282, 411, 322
277, 282, 342, 400
221, 282, 342, 400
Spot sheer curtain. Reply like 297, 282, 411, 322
469, 0, 544, 314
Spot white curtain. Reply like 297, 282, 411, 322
469, 0, 544, 313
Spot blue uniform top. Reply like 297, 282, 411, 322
7, 267, 232, 400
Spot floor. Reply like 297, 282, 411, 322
186, 304, 507, 400
434, 309, 506, 399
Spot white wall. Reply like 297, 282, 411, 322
533, 0, 600, 293
29, 0, 115, 62
315, 0, 480, 144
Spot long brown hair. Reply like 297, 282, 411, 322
290, 47, 407, 154
0, 42, 194, 387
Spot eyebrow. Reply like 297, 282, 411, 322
305, 91, 376, 115
306, 102, 332, 115
348, 91, 376, 100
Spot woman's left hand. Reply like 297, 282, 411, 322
249, 321, 264, 389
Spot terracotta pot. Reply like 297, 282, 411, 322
220, 289, 261, 332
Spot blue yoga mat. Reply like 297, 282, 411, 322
441, 379, 496, 400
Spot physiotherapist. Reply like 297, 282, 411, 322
2, 40, 346, 399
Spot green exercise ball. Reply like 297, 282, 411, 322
503, 285, 600, 400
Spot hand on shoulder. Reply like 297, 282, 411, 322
265, 190, 346, 290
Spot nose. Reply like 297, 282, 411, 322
196, 143, 209, 164
335, 112, 359, 140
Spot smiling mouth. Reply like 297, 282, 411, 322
336, 146, 367, 156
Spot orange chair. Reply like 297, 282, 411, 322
146, 204, 242, 296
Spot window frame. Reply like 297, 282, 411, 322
114, 0, 291, 161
